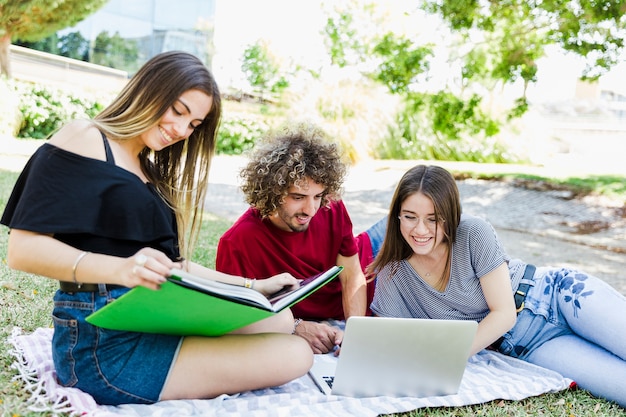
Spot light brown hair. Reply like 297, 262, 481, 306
92, 51, 222, 259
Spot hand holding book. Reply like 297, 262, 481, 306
252, 272, 301, 298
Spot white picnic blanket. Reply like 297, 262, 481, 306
7, 327, 573, 417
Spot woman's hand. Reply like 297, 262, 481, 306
252, 273, 300, 297
121, 248, 182, 290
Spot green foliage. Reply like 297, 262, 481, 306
8, 79, 268, 153
15, 33, 60, 55
216, 114, 271, 155
92, 31, 139, 72
322, 0, 379, 68
377, 93, 514, 164
12, 81, 104, 139
0, 0, 108, 76
413, 91, 500, 139
372, 34, 434, 94
322, 2, 518, 163
321, 0, 626, 163
0, 0, 108, 42
16, 31, 90, 61
59, 31, 90, 61
242, 41, 275, 90
241, 40, 290, 97
507, 97, 529, 121
423, 0, 626, 80
324, 11, 361, 67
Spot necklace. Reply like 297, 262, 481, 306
416, 264, 438, 279
408, 247, 448, 280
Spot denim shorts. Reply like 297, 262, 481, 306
51, 286, 183, 405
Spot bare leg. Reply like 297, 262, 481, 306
230, 308, 295, 335
160, 331, 313, 400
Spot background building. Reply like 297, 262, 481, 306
63, 0, 216, 70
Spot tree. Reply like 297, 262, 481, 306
425, 0, 626, 81
0, 0, 108, 77
241, 40, 289, 100
321, 0, 626, 161
59, 31, 90, 61
15, 33, 60, 55
91, 31, 139, 72
15, 31, 89, 62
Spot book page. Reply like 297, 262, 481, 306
169, 269, 272, 310
269, 266, 343, 311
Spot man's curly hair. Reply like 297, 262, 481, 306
240, 122, 347, 218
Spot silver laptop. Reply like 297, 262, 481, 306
308, 316, 477, 398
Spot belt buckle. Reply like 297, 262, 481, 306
515, 289, 526, 313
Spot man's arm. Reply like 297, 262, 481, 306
336, 253, 367, 318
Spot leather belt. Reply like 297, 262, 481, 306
59, 281, 125, 293
491, 264, 536, 351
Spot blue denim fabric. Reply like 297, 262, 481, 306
496, 267, 626, 407
51, 285, 182, 405
365, 216, 387, 258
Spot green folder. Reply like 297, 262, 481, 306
86, 265, 343, 336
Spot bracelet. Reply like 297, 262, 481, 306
292, 318, 303, 334
72, 251, 90, 289
243, 277, 256, 289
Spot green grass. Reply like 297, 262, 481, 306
454, 171, 626, 203
0, 167, 624, 416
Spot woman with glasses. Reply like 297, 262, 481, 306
368, 164, 626, 408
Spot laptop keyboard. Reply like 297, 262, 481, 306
323, 376, 334, 388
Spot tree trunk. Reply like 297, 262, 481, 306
0, 33, 13, 78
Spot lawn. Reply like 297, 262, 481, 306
0, 167, 624, 416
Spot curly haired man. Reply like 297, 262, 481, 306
215, 122, 384, 354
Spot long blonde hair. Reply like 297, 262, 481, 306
92, 51, 222, 260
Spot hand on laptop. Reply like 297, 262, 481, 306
294, 321, 343, 354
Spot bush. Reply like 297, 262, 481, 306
12, 81, 104, 139
9, 79, 270, 155
216, 113, 271, 155
376, 100, 520, 164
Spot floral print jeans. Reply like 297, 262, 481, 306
496, 267, 626, 407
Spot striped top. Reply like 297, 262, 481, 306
370, 214, 527, 321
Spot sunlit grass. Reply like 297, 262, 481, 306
454, 171, 626, 203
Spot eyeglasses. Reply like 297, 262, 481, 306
398, 214, 444, 229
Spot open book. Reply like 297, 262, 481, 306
168, 266, 342, 312
86, 265, 343, 337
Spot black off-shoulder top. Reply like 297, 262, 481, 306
1, 136, 180, 260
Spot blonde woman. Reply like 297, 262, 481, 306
1, 51, 312, 405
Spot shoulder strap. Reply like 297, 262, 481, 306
100, 131, 115, 164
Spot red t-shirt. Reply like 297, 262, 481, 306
216, 200, 373, 320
